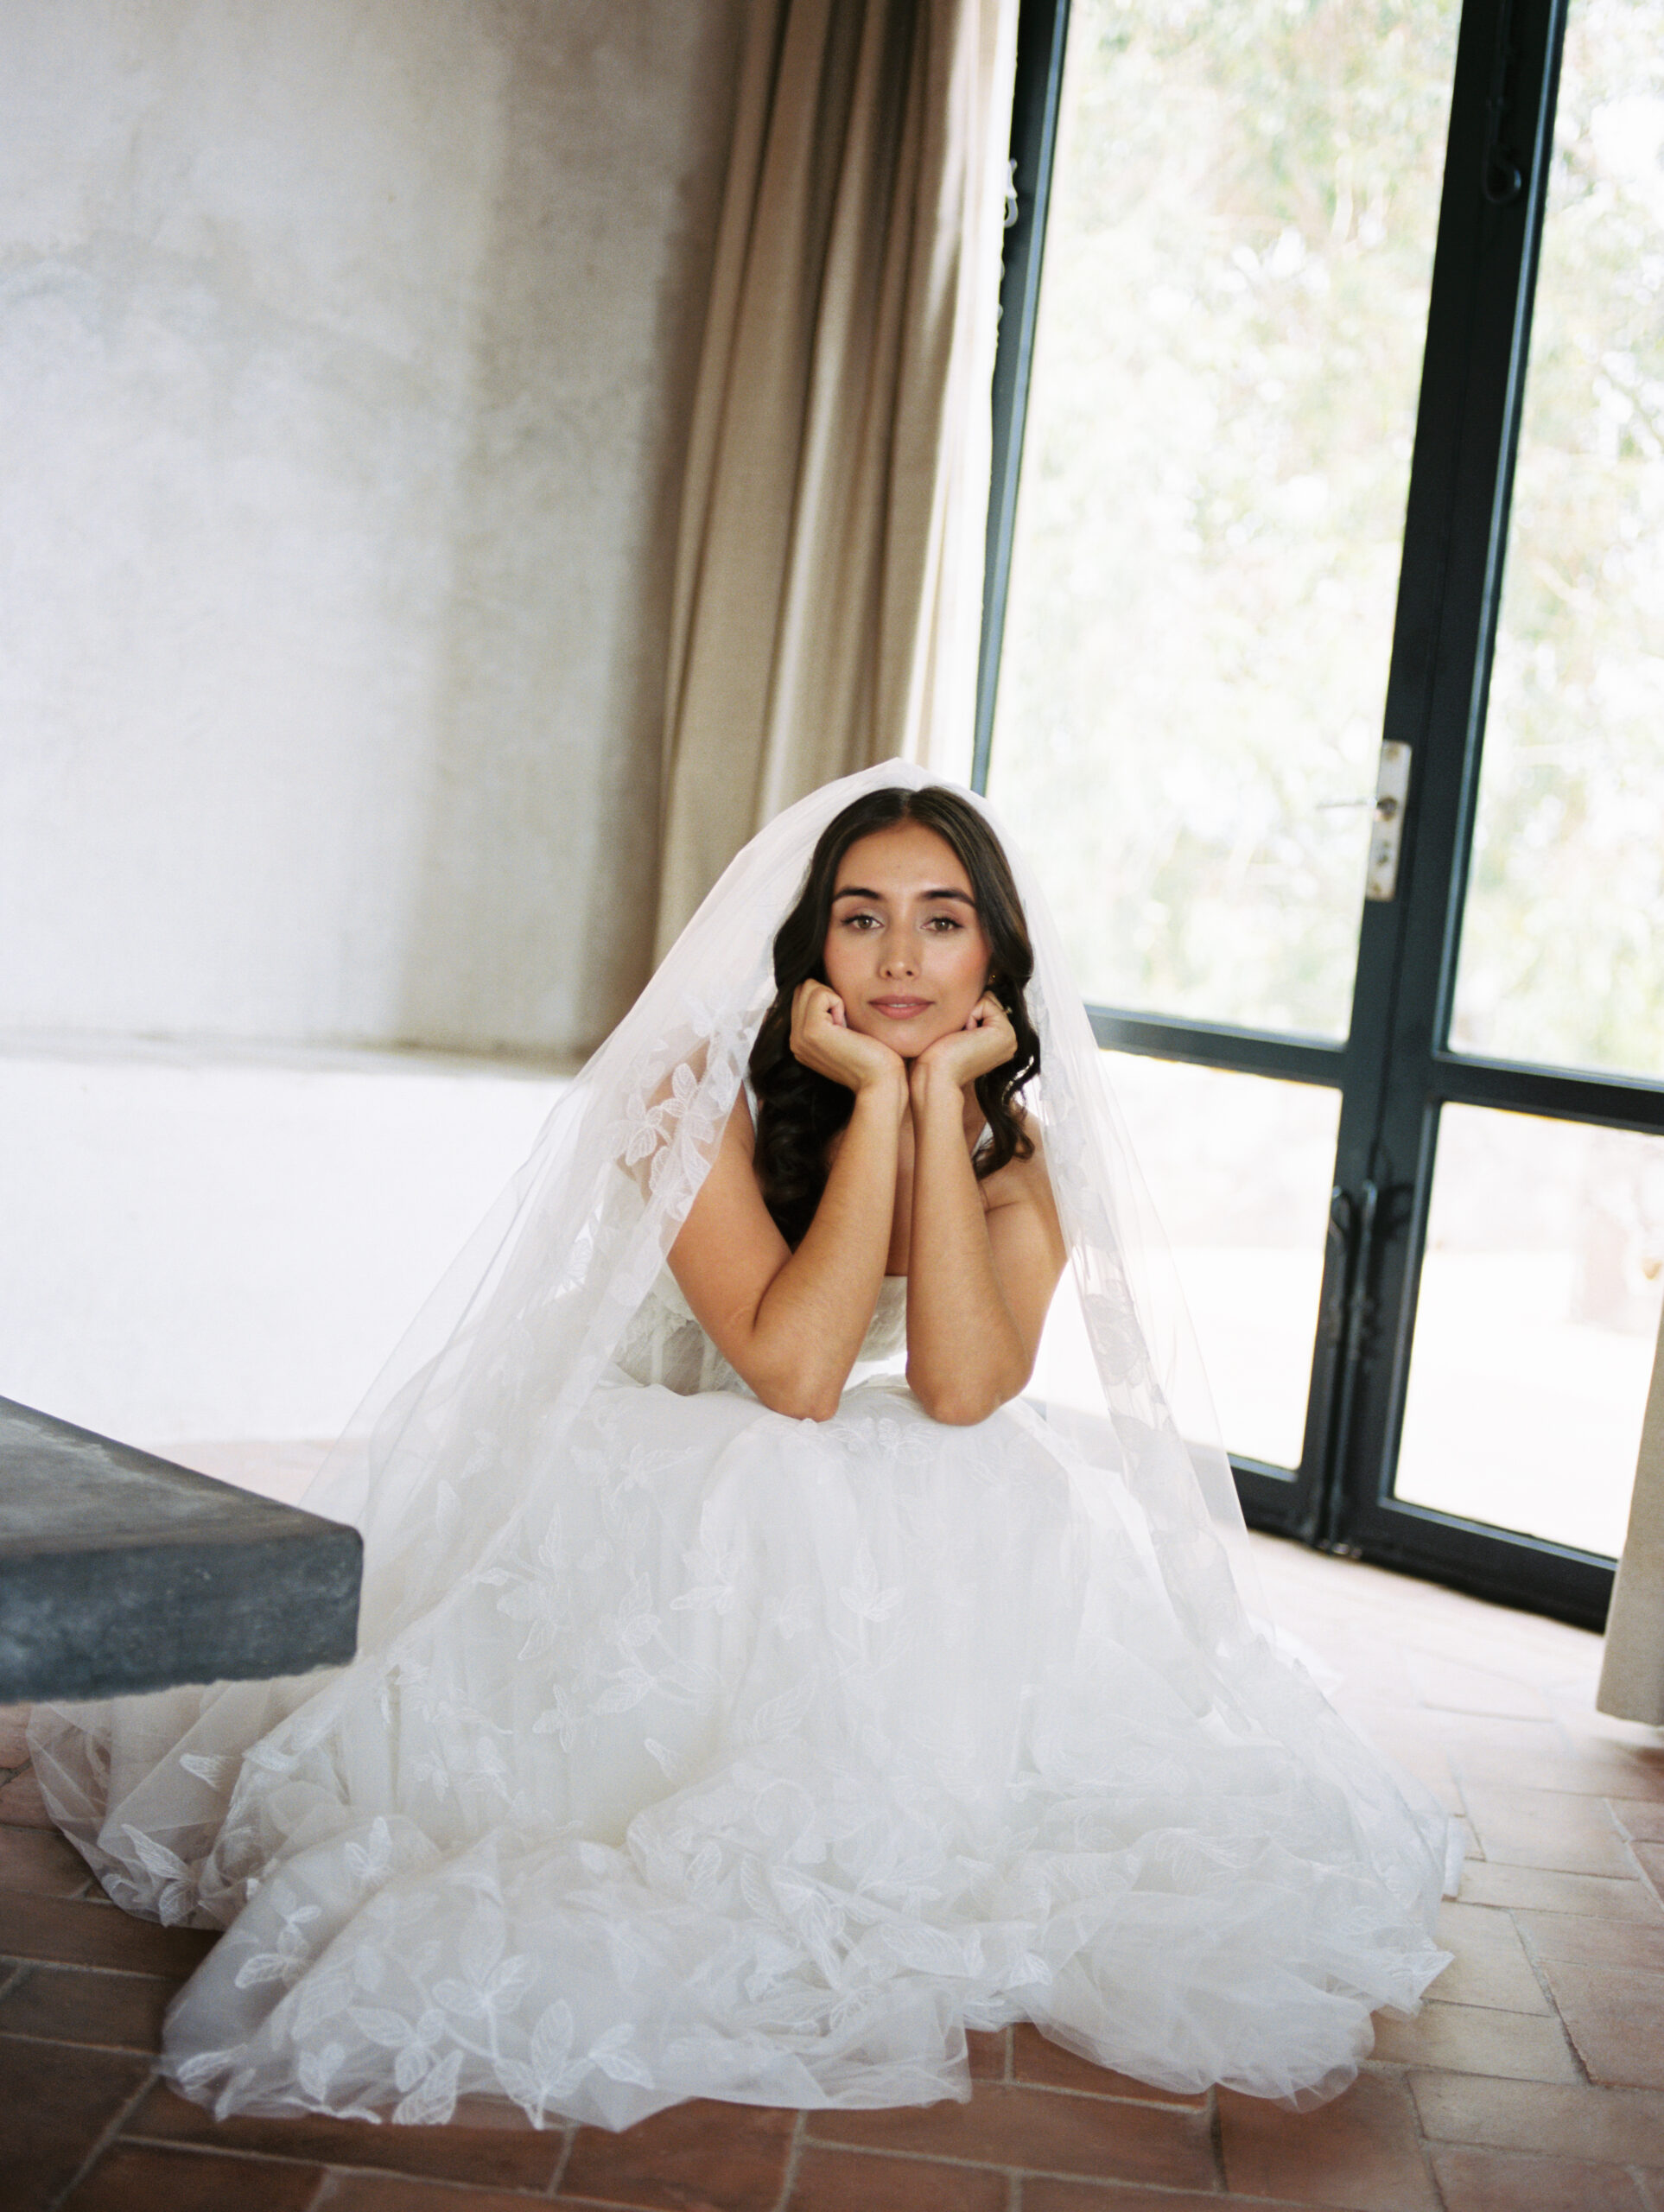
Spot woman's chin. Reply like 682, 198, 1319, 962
861, 1019, 961, 1060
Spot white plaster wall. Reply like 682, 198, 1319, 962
0, 1042, 567, 1445
0, 0, 745, 1056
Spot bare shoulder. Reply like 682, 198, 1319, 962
670, 1087, 775, 1265
981, 1110, 1062, 1227
731, 1083, 758, 1152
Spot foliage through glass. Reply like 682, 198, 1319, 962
989, 0, 1458, 1038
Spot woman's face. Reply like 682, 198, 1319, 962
822, 820, 993, 1058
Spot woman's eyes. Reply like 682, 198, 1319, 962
838, 912, 962, 932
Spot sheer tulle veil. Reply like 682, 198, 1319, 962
322, 756, 1257, 1639
29, 759, 1455, 2127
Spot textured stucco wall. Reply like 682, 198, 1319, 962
0, 0, 744, 1057
0, 1043, 567, 1444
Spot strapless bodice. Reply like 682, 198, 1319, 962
613, 1268, 907, 1396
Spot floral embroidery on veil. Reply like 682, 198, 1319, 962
28, 762, 1456, 2130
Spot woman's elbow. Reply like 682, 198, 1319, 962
908, 1376, 1008, 1427
765, 1392, 842, 1423
919, 1393, 991, 1427
910, 1355, 1029, 1427
753, 1370, 845, 1422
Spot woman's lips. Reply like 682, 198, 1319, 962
870, 997, 931, 1017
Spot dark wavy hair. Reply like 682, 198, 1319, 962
747, 785, 1040, 1248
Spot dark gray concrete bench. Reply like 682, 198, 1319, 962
0, 1397, 360, 1702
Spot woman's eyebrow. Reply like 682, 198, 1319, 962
830, 885, 976, 904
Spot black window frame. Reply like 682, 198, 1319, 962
977, 0, 1664, 1630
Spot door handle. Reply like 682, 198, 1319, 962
1365, 742, 1413, 902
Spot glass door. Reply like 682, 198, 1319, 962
983, 0, 1462, 1537
1343, 0, 1664, 1611
981, 0, 1664, 1624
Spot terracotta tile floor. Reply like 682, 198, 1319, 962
4, 1530, 1664, 2212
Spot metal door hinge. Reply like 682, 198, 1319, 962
1311, 1177, 1381, 1549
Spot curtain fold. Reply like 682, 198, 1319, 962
1597, 1296, 1664, 1723
654, 0, 1019, 957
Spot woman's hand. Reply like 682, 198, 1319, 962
911, 992, 1016, 1098
789, 981, 907, 1098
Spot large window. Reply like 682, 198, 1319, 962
991, 0, 1454, 1040
981, 0, 1664, 1624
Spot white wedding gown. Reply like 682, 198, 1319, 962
30, 762, 1455, 2130
31, 1268, 1451, 2129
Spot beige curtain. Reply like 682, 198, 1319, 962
653, 0, 1019, 958
1598, 1294, 1664, 1723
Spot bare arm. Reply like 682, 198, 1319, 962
666, 984, 907, 1421
904, 1001, 1066, 1426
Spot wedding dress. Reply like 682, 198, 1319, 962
29, 762, 1456, 2131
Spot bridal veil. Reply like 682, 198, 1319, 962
29, 760, 1454, 2127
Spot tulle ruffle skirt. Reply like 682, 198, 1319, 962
30, 1376, 1452, 2127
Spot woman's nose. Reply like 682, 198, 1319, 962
880, 933, 918, 976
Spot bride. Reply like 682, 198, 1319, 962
29, 763, 1455, 2131
671, 783, 1063, 1430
